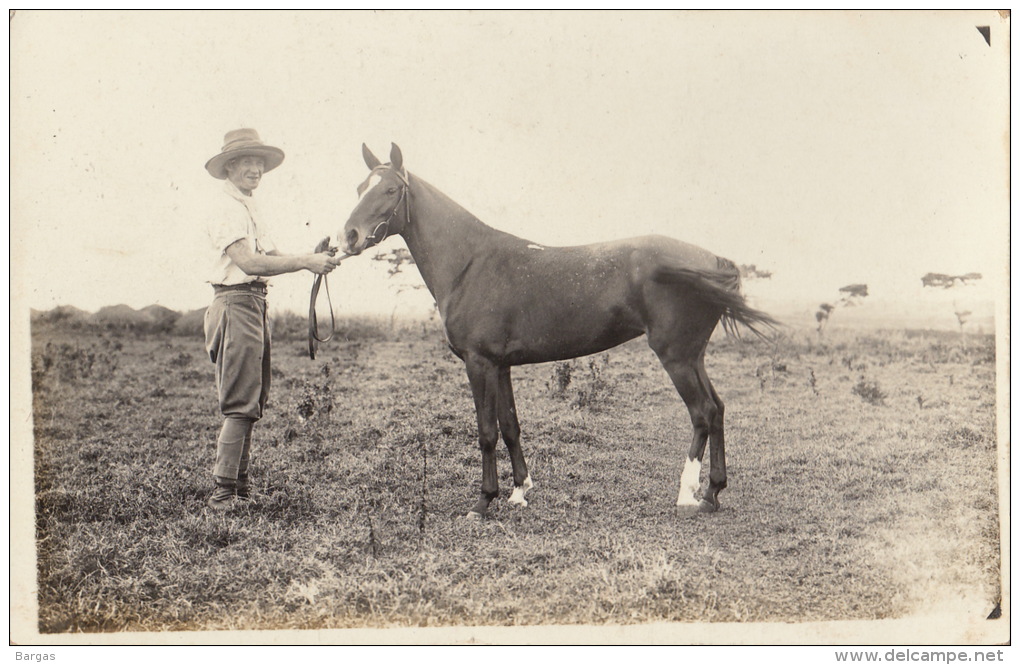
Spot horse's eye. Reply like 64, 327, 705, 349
387, 187, 398, 195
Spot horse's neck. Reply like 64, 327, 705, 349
402, 175, 506, 310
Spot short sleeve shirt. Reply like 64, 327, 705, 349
206, 180, 278, 285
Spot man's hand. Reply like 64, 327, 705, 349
306, 252, 339, 275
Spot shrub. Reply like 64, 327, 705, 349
31, 305, 91, 329
852, 377, 886, 406
270, 310, 307, 341
31, 342, 118, 389
92, 304, 146, 331
287, 378, 334, 423
816, 284, 868, 336
572, 355, 616, 410
334, 315, 394, 342
138, 305, 181, 334
271, 310, 401, 343
547, 362, 573, 398
546, 355, 617, 410
172, 309, 206, 337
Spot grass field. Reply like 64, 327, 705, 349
27, 319, 1002, 634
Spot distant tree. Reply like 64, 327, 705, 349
373, 247, 427, 296
838, 284, 869, 299
921, 272, 983, 341
172, 308, 207, 337
815, 303, 835, 333
920, 272, 982, 289
93, 304, 145, 331
372, 247, 416, 278
31, 305, 90, 330
738, 264, 773, 280
372, 248, 436, 325
953, 308, 972, 337
816, 284, 868, 335
139, 304, 181, 334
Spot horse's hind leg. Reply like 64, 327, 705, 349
652, 343, 720, 516
698, 363, 726, 511
497, 367, 534, 507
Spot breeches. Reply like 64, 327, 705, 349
204, 291, 271, 420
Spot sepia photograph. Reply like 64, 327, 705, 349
10, 9, 1010, 651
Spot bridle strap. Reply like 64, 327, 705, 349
364, 167, 411, 244
308, 236, 335, 359
307, 167, 410, 359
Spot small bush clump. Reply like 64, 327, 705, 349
852, 377, 887, 406
31, 342, 118, 389
291, 378, 334, 422
572, 355, 616, 410
546, 355, 617, 410
547, 362, 573, 398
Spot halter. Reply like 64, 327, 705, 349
308, 166, 411, 359
363, 166, 411, 246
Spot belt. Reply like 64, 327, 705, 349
213, 282, 268, 295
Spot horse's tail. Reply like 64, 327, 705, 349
652, 256, 779, 341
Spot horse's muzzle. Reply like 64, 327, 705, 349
344, 228, 363, 255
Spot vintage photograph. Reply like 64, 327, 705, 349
10, 10, 1009, 647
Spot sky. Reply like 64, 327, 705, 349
10, 10, 1010, 326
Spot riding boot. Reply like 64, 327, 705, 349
236, 423, 254, 499
207, 476, 238, 511
236, 469, 250, 500
210, 417, 251, 510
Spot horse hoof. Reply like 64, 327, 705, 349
465, 511, 485, 520
508, 477, 534, 507
675, 501, 701, 518
698, 499, 719, 513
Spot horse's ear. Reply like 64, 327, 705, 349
389, 143, 403, 172
362, 144, 381, 170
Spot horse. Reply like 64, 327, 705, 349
340, 143, 777, 519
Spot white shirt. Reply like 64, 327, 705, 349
206, 180, 278, 286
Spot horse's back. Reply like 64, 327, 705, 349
499, 234, 720, 272
440, 233, 733, 364
626, 235, 722, 273
451, 234, 728, 318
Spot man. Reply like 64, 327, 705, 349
203, 128, 338, 511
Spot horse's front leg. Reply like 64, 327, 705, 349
465, 354, 500, 518
498, 367, 534, 507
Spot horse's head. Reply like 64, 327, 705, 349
342, 143, 410, 255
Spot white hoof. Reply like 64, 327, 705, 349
465, 511, 484, 520
507, 476, 534, 507
676, 458, 702, 510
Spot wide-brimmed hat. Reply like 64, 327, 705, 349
205, 128, 285, 179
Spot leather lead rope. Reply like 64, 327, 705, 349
309, 167, 408, 359
308, 236, 336, 360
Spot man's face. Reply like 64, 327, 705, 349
226, 155, 265, 194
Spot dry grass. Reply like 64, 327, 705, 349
29, 323, 1001, 632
